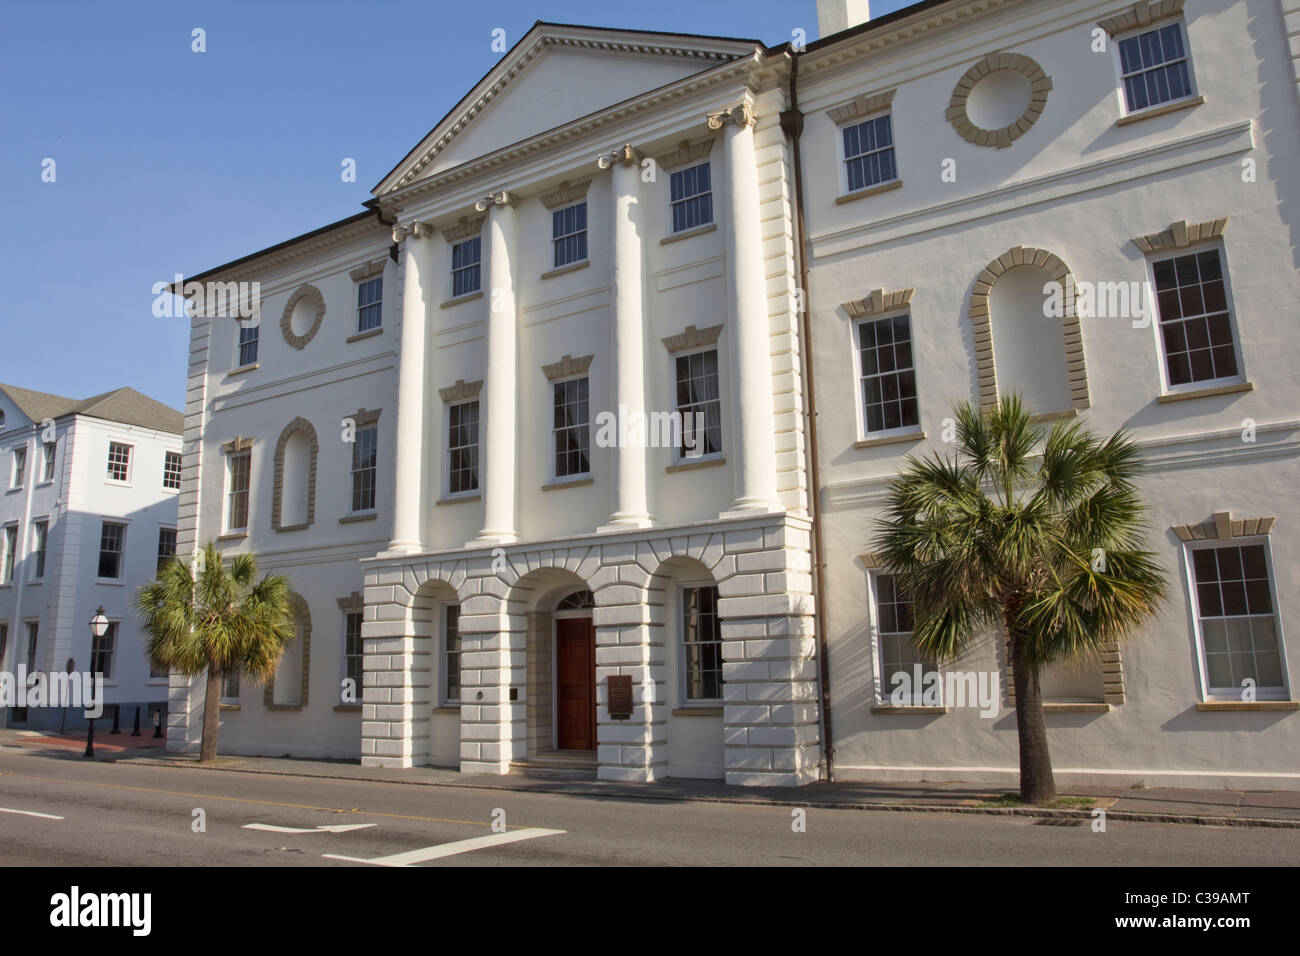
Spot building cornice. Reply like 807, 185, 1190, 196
798, 0, 1035, 80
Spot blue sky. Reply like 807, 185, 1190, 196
0, 0, 910, 410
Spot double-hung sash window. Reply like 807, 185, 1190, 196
551, 202, 588, 269
1118, 21, 1194, 114
91, 621, 116, 680
350, 426, 378, 513
221, 669, 240, 703
669, 162, 713, 234
30, 520, 47, 580
107, 441, 132, 482
1, 525, 16, 583
674, 349, 722, 460
447, 401, 479, 495
226, 452, 251, 531
356, 276, 383, 333
1190, 542, 1287, 699
41, 442, 56, 483
842, 113, 897, 193
872, 574, 934, 704
451, 237, 482, 298
1152, 248, 1240, 388
11, 447, 26, 488
552, 377, 590, 479
157, 527, 177, 574
442, 605, 461, 705
681, 585, 723, 702
857, 313, 919, 434
25, 622, 38, 673
98, 521, 125, 579
163, 451, 182, 490
237, 322, 259, 367
344, 611, 364, 700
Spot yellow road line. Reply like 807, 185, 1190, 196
0, 769, 528, 830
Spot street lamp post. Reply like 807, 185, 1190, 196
85, 606, 109, 759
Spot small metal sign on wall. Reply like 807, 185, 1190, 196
607, 675, 633, 720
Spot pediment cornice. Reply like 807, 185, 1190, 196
375, 27, 763, 205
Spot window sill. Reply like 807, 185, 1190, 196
265, 703, 303, 712
1196, 700, 1298, 712
437, 493, 480, 506
666, 455, 725, 474
218, 531, 249, 541
853, 429, 925, 449
1116, 94, 1205, 127
835, 179, 903, 205
275, 522, 309, 532
339, 512, 377, 524
334, 703, 362, 712
94, 578, 126, 587
226, 363, 259, 379
542, 476, 593, 491
660, 222, 718, 245
37, 480, 54, 488
346, 327, 383, 344
541, 260, 590, 281
441, 290, 483, 309
433, 705, 461, 715
1042, 701, 1110, 714
672, 706, 722, 717
27, 579, 43, 586
105, 480, 133, 489
219, 703, 240, 711
1157, 380, 1253, 404
1030, 408, 1079, 423
870, 705, 950, 715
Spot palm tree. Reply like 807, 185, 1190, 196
873, 396, 1167, 804
136, 541, 295, 762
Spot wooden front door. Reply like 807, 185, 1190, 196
555, 617, 596, 750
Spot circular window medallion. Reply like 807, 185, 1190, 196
280, 284, 326, 349
947, 52, 1052, 148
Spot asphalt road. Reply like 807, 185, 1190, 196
0, 748, 1295, 867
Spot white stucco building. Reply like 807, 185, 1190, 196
0, 384, 183, 733
170, 0, 1299, 789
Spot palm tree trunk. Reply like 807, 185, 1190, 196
200, 665, 221, 763
1012, 638, 1056, 804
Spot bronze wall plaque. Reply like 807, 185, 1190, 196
607, 674, 633, 720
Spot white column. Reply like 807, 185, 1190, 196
598, 144, 652, 531
475, 191, 518, 544
387, 221, 436, 553
710, 102, 782, 514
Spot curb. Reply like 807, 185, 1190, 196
118, 755, 1300, 829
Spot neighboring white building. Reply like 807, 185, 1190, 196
169, 0, 1299, 789
801, 0, 1300, 790
0, 384, 183, 734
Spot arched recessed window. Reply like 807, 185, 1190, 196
267, 592, 311, 709
272, 418, 318, 531
969, 246, 1090, 416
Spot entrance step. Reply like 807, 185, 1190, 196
510, 750, 598, 778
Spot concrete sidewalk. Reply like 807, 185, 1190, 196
4, 728, 1297, 827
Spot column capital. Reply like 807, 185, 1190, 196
473, 190, 517, 212
392, 220, 437, 243
597, 143, 643, 169
707, 102, 757, 130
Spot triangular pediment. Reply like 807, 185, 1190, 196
374, 22, 758, 195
